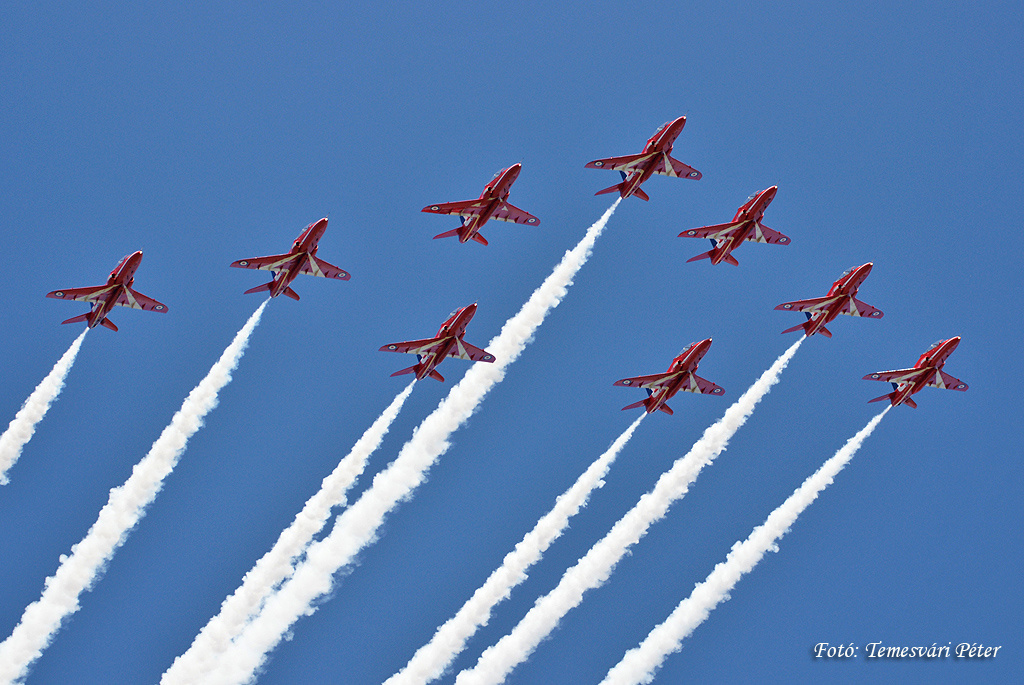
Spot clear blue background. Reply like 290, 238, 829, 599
1, 2, 1020, 683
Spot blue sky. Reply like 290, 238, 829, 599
1, 2, 1020, 683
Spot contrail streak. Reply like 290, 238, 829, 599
162, 381, 416, 685
0, 330, 88, 485
0, 302, 267, 685
203, 199, 621, 685
454, 337, 804, 685
600, 407, 890, 685
385, 413, 646, 685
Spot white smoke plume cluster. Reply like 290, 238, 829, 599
0, 330, 88, 485
162, 381, 416, 684
385, 412, 646, 685
454, 337, 804, 685
600, 407, 890, 685
0, 302, 267, 685
201, 199, 620, 685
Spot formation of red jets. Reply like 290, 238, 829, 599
46, 116, 967, 408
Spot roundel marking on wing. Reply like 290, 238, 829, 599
388, 345, 397, 350
239, 260, 248, 266
594, 161, 604, 167
55, 291, 64, 297
430, 206, 440, 211
779, 237, 788, 243
687, 230, 696, 236
872, 373, 880, 379
622, 380, 631, 385
783, 303, 792, 309
688, 171, 698, 177
483, 355, 493, 361
957, 384, 966, 389
155, 305, 164, 310
527, 218, 536, 223
871, 311, 880, 316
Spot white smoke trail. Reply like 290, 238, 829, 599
0, 302, 267, 685
162, 381, 416, 685
454, 337, 804, 685
601, 407, 890, 685
203, 199, 620, 685
0, 330, 88, 485
385, 413, 646, 685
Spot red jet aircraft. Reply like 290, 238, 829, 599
775, 263, 884, 338
864, 337, 968, 408
230, 218, 350, 300
679, 186, 790, 266
585, 115, 702, 201
46, 251, 168, 331
379, 303, 495, 382
613, 339, 724, 415
421, 164, 539, 246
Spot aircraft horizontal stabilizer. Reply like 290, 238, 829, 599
471, 233, 488, 246
817, 325, 832, 338
101, 318, 118, 332
780, 322, 808, 335
244, 282, 273, 295
686, 251, 712, 263
428, 369, 445, 382
60, 313, 91, 325
633, 187, 650, 202
723, 254, 739, 266
390, 365, 419, 377
433, 229, 462, 240
621, 399, 648, 412
595, 182, 624, 197
657, 402, 673, 415
283, 287, 300, 301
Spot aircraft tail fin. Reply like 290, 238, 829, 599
471, 233, 489, 246
723, 254, 739, 266
100, 317, 118, 332
621, 399, 649, 412
657, 401, 674, 415
283, 287, 300, 301
686, 250, 712, 263
818, 325, 832, 338
433, 229, 461, 240
633, 187, 650, 202
60, 313, 91, 326
428, 369, 445, 382
244, 282, 273, 295
390, 365, 419, 377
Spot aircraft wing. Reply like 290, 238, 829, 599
453, 339, 495, 362
230, 253, 300, 272
585, 153, 654, 172
614, 372, 676, 390
115, 287, 168, 312
863, 368, 926, 384
46, 285, 117, 303
840, 297, 883, 318
676, 373, 724, 395
421, 200, 488, 219
298, 255, 351, 280
651, 153, 702, 179
679, 221, 745, 240
745, 223, 791, 245
926, 370, 968, 391
380, 337, 444, 356
775, 296, 835, 313
492, 202, 539, 226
